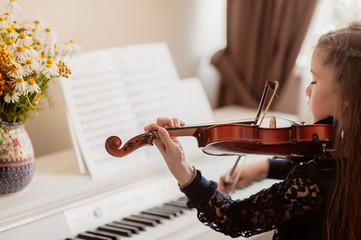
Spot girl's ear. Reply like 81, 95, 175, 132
342, 99, 349, 111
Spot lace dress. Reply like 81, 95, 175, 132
180, 158, 333, 240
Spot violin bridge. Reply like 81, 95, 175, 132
269, 116, 277, 128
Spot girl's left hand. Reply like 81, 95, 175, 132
144, 118, 195, 186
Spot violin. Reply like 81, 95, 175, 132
105, 118, 333, 158
105, 81, 334, 159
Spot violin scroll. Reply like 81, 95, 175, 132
105, 136, 123, 156
105, 132, 156, 158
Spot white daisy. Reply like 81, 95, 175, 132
43, 44, 56, 58
68, 40, 81, 55
25, 58, 39, 70
42, 59, 59, 78
5, 40, 16, 55
21, 67, 33, 77
13, 77, 27, 93
24, 45, 40, 60
26, 79, 40, 94
3, 13, 15, 23
17, 21, 31, 30
9, 68, 24, 80
22, 58, 38, 76
17, 33, 33, 46
0, 17, 8, 29
56, 43, 71, 57
6, 26, 17, 39
6, 0, 21, 12
13, 45, 29, 62
4, 91, 19, 103
29, 20, 41, 35
39, 26, 57, 44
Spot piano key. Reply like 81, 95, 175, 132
122, 206, 199, 240
97, 225, 132, 237
113, 220, 147, 231
158, 204, 185, 213
64, 178, 279, 240
151, 206, 182, 216
106, 223, 140, 234
141, 209, 175, 219
77, 232, 112, 240
123, 216, 158, 226
86, 231, 121, 240
134, 213, 162, 223
164, 200, 188, 209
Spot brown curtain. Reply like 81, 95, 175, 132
211, 0, 319, 108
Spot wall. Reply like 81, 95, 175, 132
1, 0, 227, 157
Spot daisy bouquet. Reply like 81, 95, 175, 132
0, 0, 80, 125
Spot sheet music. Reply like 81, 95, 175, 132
61, 43, 185, 178
112, 44, 184, 128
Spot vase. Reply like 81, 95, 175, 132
0, 122, 35, 195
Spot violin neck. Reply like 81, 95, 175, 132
167, 127, 200, 137
150, 126, 203, 138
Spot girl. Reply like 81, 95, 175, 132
144, 22, 361, 240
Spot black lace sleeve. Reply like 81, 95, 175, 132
181, 164, 325, 238
267, 157, 295, 179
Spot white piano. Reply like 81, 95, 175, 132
0, 103, 301, 240
0, 148, 278, 240
0, 75, 299, 240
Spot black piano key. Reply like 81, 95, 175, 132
77, 232, 112, 240
97, 225, 132, 237
151, 206, 182, 216
160, 204, 185, 213
135, 213, 163, 223
106, 223, 140, 234
165, 200, 188, 208
86, 230, 121, 240
113, 220, 147, 231
141, 209, 175, 219
123, 216, 158, 226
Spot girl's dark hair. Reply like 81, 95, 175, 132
316, 21, 361, 240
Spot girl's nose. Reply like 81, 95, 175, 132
305, 84, 311, 97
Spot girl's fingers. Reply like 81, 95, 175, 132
144, 123, 160, 131
156, 117, 175, 128
172, 118, 184, 127
145, 118, 185, 132
156, 117, 185, 128
157, 127, 175, 150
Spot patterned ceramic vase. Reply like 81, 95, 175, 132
0, 122, 35, 195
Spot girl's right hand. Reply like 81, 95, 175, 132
218, 160, 270, 194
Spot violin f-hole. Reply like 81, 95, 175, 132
312, 133, 320, 143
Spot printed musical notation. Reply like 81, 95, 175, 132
60, 43, 185, 178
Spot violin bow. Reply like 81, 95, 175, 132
254, 81, 279, 126
224, 81, 278, 191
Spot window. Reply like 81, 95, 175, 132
296, 0, 361, 122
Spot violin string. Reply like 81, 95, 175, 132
164, 116, 298, 131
